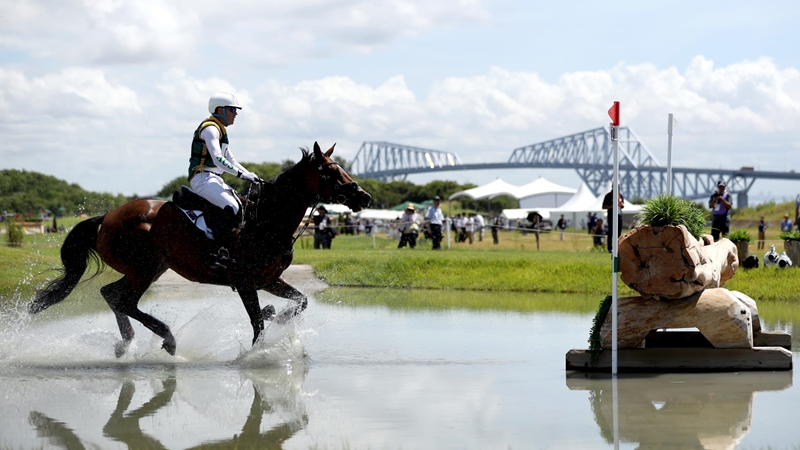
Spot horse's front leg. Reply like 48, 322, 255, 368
261, 277, 308, 324
236, 287, 265, 346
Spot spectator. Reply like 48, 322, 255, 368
602, 185, 624, 253
708, 179, 732, 242
313, 206, 332, 249
465, 213, 475, 244
592, 219, 605, 248
475, 212, 485, 242
424, 196, 445, 250
781, 214, 793, 232
556, 214, 567, 241
490, 213, 502, 245
757, 216, 767, 250
398, 203, 420, 249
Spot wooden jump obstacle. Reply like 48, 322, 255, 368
567, 225, 793, 372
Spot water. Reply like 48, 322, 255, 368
1, 278, 799, 449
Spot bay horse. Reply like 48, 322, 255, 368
31, 142, 371, 356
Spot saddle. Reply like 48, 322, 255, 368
172, 186, 242, 240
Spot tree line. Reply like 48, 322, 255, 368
1, 158, 519, 219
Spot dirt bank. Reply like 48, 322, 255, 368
150, 264, 328, 294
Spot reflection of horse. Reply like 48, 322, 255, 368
31, 143, 371, 356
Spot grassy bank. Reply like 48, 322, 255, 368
3, 224, 800, 304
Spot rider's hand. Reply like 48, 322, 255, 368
240, 172, 259, 183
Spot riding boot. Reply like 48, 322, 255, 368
210, 206, 239, 270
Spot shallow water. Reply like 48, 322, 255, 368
0, 282, 798, 449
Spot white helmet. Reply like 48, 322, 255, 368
208, 92, 242, 114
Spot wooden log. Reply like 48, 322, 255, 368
644, 330, 791, 350
565, 347, 793, 372
618, 224, 739, 300
600, 289, 753, 349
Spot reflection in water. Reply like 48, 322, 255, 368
567, 372, 793, 449
8, 364, 308, 449
102, 376, 176, 449
28, 411, 86, 450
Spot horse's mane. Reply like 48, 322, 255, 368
270, 147, 313, 184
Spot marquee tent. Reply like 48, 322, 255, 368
516, 177, 576, 209
448, 178, 520, 200
352, 208, 405, 221
553, 183, 597, 212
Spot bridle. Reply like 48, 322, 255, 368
316, 160, 361, 205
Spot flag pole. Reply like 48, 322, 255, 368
608, 101, 620, 376
667, 113, 675, 195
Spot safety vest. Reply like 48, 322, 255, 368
188, 116, 228, 180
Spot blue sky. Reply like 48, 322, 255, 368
1, 0, 799, 203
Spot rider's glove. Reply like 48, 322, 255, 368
240, 171, 259, 183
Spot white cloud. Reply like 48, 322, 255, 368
1, 56, 799, 196
0, 0, 489, 67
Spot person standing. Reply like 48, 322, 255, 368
425, 196, 445, 250
602, 185, 624, 253
475, 212, 485, 242
188, 92, 263, 269
757, 216, 767, 250
313, 206, 332, 249
398, 203, 419, 249
490, 213, 501, 245
708, 179, 732, 242
556, 214, 567, 241
781, 214, 793, 232
465, 213, 475, 244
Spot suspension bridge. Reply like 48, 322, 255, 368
351, 126, 800, 207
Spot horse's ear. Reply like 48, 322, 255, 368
313, 142, 323, 160
325, 143, 336, 157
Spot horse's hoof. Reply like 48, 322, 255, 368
114, 340, 131, 358
162, 336, 176, 356
276, 306, 297, 324
261, 304, 276, 321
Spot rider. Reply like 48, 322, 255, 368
188, 92, 261, 269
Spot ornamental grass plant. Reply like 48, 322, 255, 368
637, 194, 707, 239
727, 229, 753, 243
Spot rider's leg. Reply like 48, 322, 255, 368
210, 205, 239, 269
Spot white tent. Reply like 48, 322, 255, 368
304, 203, 353, 217
517, 177, 577, 208
448, 178, 520, 200
502, 208, 553, 220
352, 208, 404, 221
554, 183, 597, 212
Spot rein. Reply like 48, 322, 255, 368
292, 199, 319, 246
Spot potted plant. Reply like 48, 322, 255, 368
727, 230, 752, 263
6, 219, 23, 247
778, 230, 800, 267
637, 194, 707, 239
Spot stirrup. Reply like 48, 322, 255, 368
210, 247, 236, 270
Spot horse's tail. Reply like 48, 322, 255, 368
30, 216, 106, 314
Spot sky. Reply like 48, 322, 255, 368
1, 0, 799, 204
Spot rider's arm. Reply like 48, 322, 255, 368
200, 126, 248, 178
222, 146, 255, 179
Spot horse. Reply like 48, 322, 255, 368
30, 142, 371, 357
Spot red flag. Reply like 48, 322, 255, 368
608, 101, 620, 126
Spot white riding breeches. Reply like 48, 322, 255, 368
190, 172, 240, 215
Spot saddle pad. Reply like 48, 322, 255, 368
177, 206, 215, 240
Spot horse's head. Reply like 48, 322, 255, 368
306, 142, 371, 212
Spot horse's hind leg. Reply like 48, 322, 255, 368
101, 275, 176, 356
260, 277, 308, 324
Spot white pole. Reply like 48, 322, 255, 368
611, 122, 620, 376
667, 113, 674, 195
446, 218, 451, 249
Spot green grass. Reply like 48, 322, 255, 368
4, 223, 800, 308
